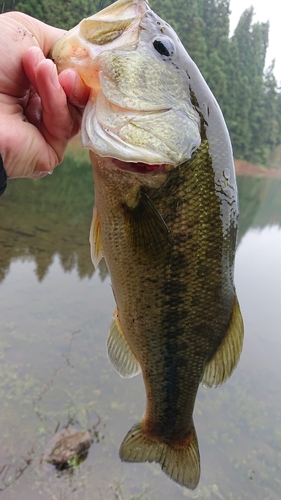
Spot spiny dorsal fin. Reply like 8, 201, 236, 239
124, 191, 170, 260
119, 420, 200, 490
202, 295, 244, 388
107, 309, 141, 378
89, 206, 103, 268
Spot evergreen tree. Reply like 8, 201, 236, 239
2, 0, 19, 11
14, 0, 113, 28
2, 0, 281, 164
202, 0, 230, 110
275, 85, 281, 146
224, 8, 273, 162
262, 62, 280, 158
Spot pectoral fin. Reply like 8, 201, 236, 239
89, 206, 103, 268
124, 191, 170, 260
202, 295, 244, 388
107, 309, 141, 378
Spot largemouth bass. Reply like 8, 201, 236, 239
51, 0, 244, 489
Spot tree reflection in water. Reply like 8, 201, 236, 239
0, 148, 108, 284
1, 150, 281, 285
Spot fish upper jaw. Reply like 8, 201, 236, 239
50, 0, 150, 89
84, 0, 150, 22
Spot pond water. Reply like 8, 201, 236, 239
0, 149, 281, 500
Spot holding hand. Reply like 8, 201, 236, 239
0, 12, 90, 180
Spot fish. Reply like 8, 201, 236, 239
51, 0, 244, 490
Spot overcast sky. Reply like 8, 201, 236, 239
229, 0, 281, 84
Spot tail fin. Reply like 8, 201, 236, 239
119, 421, 200, 490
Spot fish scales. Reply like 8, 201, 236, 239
51, 0, 244, 490
91, 139, 235, 442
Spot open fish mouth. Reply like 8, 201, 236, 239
111, 158, 172, 174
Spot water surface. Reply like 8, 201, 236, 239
0, 152, 281, 499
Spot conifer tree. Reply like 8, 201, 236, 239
262, 62, 280, 159
202, 0, 230, 110
2, 0, 281, 164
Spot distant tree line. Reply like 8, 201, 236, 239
3, 0, 281, 165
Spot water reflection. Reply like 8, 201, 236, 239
237, 176, 281, 242
1, 152, 281, 499
1, 157, 281, 284
0, 151, 108, 284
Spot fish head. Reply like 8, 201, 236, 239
51, 0, 202, 171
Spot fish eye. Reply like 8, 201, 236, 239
153, 39, 174, 57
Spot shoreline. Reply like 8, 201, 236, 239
234, 159, 281, 178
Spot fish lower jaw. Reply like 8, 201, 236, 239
82, 107, 177, 170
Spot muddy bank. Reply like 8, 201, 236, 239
235, 159, 281, 178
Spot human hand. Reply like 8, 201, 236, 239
0, 12, 90, 180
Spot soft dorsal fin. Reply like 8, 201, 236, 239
89, 206, 103, 268
202, 295, 244, 388
107, 309, 141, 378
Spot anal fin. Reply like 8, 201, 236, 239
202, 295, 244, 388
107, 309, 141, 378
119, 420, 200, 490
89, 206, 103, 268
